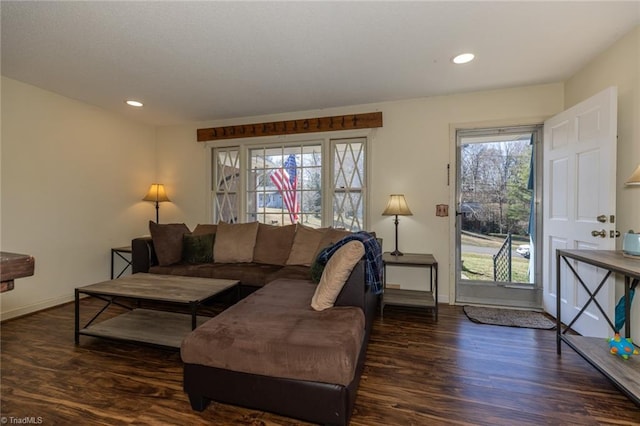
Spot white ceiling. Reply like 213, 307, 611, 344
2, 1, 638, 127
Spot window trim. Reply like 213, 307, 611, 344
207, 129, 374, 228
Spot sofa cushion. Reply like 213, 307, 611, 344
149, 262, 281, 286
214, 222, 259, 263
181, 279, 365, 386
253, 223, 296, 266
314, 228, 352, 258
182, 233, 215, 264
286, 225, 328, 267
267, 265, 311, 282
149, 263, 210, 277
149, 221, 190, 266
192, 224, 217, 236
312, 241, 365, 311
208, 263, 282, 286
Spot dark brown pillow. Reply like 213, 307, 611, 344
192, 224, 217, 236
149, 221, 190, 266
253, 223, 297, 266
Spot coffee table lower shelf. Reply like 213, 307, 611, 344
79, 309, 211, 349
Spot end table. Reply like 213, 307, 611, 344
111, 246, 132, 279
381, 252, 438, 321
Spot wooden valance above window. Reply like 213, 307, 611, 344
197, 111, 382, 142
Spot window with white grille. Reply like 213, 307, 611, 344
212, 147, 240, 223
212, 136, 367, 230
247, 144, 322, 226
332, 138, 366, 231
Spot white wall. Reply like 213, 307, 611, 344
156, 83, 564, 303
0, 77, 156, 320
564, 26, 640, 341
0, 27, 633, 326
4, 24, 631, 323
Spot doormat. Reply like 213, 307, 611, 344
463, 306, 556, 330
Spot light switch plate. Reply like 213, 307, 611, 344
436, 204, 449, 217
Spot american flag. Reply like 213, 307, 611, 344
270, 154, 299, 224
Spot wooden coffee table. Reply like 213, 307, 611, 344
75, 273, 239, 349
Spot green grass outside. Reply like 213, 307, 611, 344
460, 231, 531, 283
461, 252, 530, 283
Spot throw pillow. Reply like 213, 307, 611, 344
213, 221, 259, 263
311, 241, 365, 311
149, 221, 190, 266
286, 224, 329, 266
310, 244, 334, 284
192, 224, 217, 236
182, 233, 215, 264
253, 223, 296, 266
313, 228, 351, 259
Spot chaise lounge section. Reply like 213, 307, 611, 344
182, 261, 373, 426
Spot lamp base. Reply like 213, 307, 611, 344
389, 250, 404, 256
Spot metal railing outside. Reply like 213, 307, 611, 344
493, 233, 512, 282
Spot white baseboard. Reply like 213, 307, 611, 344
0, 294, 75, 322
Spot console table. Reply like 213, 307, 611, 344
381, 252, 438, 321
556, 249, 640, 406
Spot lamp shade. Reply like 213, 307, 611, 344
626, 164, 640, 186
382, 194, 413, 216
142, 184, 171, 202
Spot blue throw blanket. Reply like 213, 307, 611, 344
316, 231, 383, 294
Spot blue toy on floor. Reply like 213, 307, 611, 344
608, 333, 639, 360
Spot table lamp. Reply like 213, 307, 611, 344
382, 194, 413, 256
625, 164, 640, 185
143, 183, 171, 223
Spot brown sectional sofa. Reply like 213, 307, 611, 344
132, 222, 354, 294
130, 221, 380, 425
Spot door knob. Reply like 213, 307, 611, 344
591, 229, 606, 238
597, 215, 607, 223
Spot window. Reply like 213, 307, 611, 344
213, 147, 241, 223
248, 144, 322, 226
211, 136, 367, 230
332, 138, 366, 231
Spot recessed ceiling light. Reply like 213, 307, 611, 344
452, 53, 475, 64
125, 100, 144, 107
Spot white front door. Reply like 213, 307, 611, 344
542, 87, 617, 338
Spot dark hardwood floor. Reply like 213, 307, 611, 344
2, 298, 639, 425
